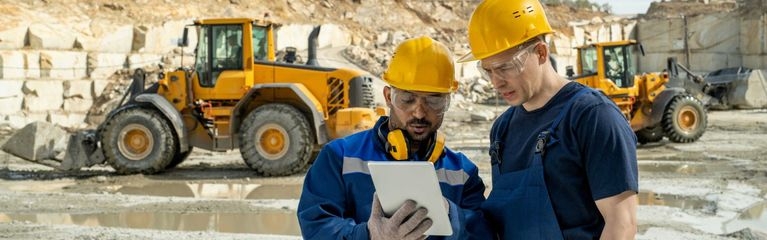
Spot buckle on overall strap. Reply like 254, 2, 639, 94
490, 141, 503, 165
535, 130, 551, 155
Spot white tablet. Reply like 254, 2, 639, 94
367, 161, 453, 236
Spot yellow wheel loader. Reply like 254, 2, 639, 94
566, 40, 709, 144
3, 18, 380, 176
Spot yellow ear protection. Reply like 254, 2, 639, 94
379, 127, 445, 163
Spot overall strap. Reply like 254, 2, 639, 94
535, 87, 593, 155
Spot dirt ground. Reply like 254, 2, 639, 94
0, 105, 766, 239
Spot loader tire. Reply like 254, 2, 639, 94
101, 108, 178, 174
636, 124, 665, 144
239, 104, 314, 176
662, 95, 707, 143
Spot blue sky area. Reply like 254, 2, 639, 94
589, 0, 656, 14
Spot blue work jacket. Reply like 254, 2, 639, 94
297, 116, 492, 239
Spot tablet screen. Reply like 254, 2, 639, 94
368, 161, 453, 236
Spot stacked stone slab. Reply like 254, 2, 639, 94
0, 19, 195, 130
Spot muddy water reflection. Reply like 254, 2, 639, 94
637, 191, 713, 210
725, 202, 767, 233
113, 183, 302, 200
0, 210, 300, 235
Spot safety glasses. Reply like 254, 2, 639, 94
390, 88, 451, 114
478, 41, 539, 81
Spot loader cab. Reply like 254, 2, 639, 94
571, 40, 639, 96
189, 18, 276, 100
601, 44, 637, 88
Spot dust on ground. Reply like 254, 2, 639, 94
1, 107, 767, 239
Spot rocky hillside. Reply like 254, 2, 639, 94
0, 0, 613, 53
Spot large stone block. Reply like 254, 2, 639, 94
133, 19, 196, 54
0, 51, 25, 79
24, 52, 41, 79
276, 24, 315, 51
27, 23, 78, 50
39, 51, 88, 79
24, 95, 63, 112
87, 52, 126, 79
0, 80, 24, 98
127, 54, 163, 69
2, 114, 30, 129
63, 98, 93, 113
92, 79, 111, 98
740, 18, 766, 55
0, 26, 28, 50
23, 80, 64, 112
63, 80, 94, 99
0, 80, 24, 115
317, 24, 351, 48
458, 61, 481, 79
688, 52, 741, 73
640, 53, 686, 73
0, 97, 23, 115
687, 13, 738, 53
26, 112, 49, 123
49, 112, 87, 128
638, 18, 685, 53
99, 25, 134, 53
742, 55, 767, 69
277, 23, 356, 50
0, 121, 68, 161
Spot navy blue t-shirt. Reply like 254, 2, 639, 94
491, 82, 638, 239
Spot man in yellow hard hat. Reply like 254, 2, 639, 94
461, 0, 638, 239
298, 36, 492, 239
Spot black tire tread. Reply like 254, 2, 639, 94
101, 108, 178, 174
239, 104, 314, 176
662, 95, 707, 143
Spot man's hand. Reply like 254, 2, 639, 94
368, 194, 433, 240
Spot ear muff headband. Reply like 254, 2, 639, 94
386, 129, 444, 163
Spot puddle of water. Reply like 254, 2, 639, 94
112, 183, 302, 200
725, 202, 767, 234
638, 163, 707, 175
637, 191, 713, 211
0, 210, 300, 235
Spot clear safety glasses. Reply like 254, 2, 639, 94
390, 88, 451, 114
478, 41, 539, 81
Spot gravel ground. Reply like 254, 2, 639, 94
1, 107, 766, 239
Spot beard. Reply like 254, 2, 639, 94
405, 118, 433, 141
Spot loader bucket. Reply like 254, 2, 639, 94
1, 122, 103, 171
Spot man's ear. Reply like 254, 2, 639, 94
536, 42, 549, 64
383, 86, 392, 107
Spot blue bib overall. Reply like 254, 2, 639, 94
483, 88, 591, 239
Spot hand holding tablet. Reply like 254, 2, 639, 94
368, 161, 453, 236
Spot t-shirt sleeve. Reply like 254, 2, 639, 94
576, 101, 639, 201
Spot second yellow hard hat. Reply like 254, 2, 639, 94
459, 0, 554, 62
383, 36, 458, 93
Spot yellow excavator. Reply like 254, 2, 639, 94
4, 18, 381, 176
566, 40, 709, 144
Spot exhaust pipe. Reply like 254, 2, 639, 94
307, 25, 320, 66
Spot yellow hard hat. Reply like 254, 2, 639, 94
459, 0, 554, 62
383, 36, 458, 93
